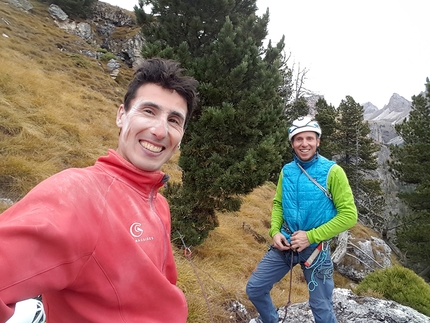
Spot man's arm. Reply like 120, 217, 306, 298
269, 171, 284, 238
306, 165, 358, 244
0, 174, 94, 322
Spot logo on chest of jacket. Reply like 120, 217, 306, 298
130, 222, 143, 237
130, 222, 155, 242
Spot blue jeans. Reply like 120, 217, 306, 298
246, 245, 337, 323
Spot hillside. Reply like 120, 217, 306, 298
2, 2, 429, 323
0, 0, 137, 203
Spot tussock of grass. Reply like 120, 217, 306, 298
161, 151, 183, 183
355, 265, 430, 316
349, 222, 380, 239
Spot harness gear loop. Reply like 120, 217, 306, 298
184, 247, 192, 258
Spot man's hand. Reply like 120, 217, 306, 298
290, 230, 310, 252
272, 233, 291, 250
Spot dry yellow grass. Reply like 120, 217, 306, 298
0, 1, 134, 202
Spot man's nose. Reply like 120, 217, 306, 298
150, 118, 168, 138
301, 139, 310, 146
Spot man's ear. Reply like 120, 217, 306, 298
116, 105, 125, 127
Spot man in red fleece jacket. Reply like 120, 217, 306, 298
0, 58, 199, 323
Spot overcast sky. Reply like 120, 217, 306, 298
102, 0, 429, 109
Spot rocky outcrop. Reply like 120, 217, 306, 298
332, 230, 392, 282
272, 288, 430, 323
6, 0, 32, 12
47, 1, 144, 71
243, 289, 430, 322
49, 4, 93, 41
91, 1, 135, 27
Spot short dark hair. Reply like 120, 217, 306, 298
123, 58, 199, 127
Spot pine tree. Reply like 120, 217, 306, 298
136, 0, 290, 245
314, 97, 338, 160
389, 79, 430, 280
284, 97, 309, 123
336, 96, 385, 231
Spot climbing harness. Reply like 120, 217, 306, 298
304, 242, 323, 267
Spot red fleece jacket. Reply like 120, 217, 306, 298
0, 149, 187, 323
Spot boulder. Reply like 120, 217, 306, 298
332, 230, 392, 282
245, 288, 430, 323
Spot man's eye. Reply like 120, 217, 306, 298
143, 108, 155, 114
169, 118, 181, 125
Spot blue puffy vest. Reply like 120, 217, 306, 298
280, 154, 337, 244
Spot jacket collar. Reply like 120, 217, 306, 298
95, 149, 169, 195
293, 152, 319, 169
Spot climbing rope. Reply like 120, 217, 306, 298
279, 249, 295, 323
305, 242, 332, 292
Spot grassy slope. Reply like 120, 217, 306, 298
0, 2, 401, 322
0, 0, 134, 203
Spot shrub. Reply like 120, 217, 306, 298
100, 52, 117, 61
355, 265, 430, 316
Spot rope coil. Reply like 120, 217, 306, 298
305, 242, 331, 292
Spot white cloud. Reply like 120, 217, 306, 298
256, 0, 430, 108
102, 0, 430, 108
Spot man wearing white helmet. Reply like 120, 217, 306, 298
246, 116, 357, 323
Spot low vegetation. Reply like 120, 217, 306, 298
355, 265, 430, 316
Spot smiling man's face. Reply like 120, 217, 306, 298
116, 83, 187, 172
291, 131, 320, 161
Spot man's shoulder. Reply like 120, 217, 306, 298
318, 155, 336, 164
282, 160, 299, 171
47, 164, 104, 188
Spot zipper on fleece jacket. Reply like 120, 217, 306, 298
149, 174, 170, 274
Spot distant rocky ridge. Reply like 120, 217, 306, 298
306, 93, 412, 145
363, 93, 412, 145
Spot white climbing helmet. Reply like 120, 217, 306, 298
288, 116, 322, 141
5, 298, 46, 323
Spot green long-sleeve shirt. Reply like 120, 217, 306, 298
269, 164, 357, 244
